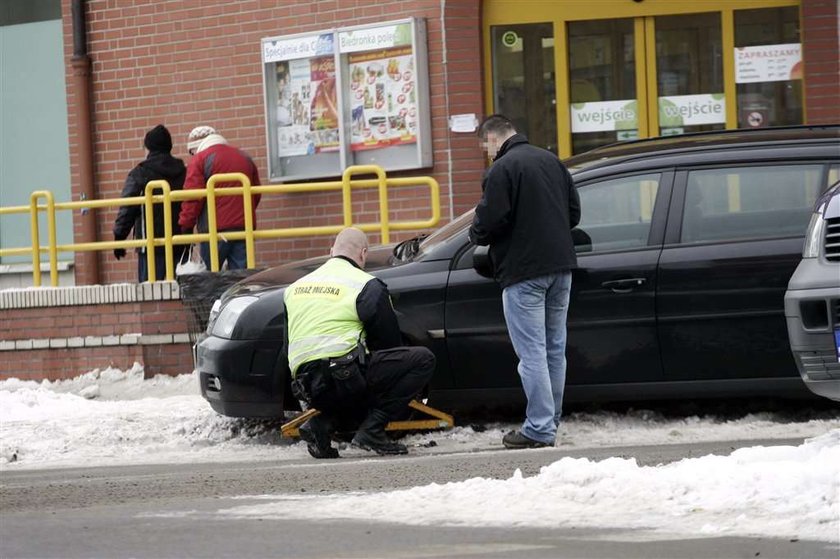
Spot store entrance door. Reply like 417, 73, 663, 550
489, 13, 727, 156
568, 13, 725, 155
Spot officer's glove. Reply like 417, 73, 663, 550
114, 248, 127, 260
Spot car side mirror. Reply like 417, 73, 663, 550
472, 245, 494, 278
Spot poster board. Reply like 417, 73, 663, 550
262, 18, 432, 182
262, 31, 342, 181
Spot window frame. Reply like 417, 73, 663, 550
572, 168, 675, 255
665, 161, 836, 246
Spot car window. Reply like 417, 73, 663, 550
574, 173, 661, 253
418, 208, 474, 255
681, 165, 824, 243
828, 164, 839, 188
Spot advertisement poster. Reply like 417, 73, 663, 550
658, 93, 725, 127
348, 46, 418, 151
570, 100, 637, 133
735, 43, 802, 84
275, 56, 339, 157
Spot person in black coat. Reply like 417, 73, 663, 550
113, 124, 187, 282
469, 114, 580, 450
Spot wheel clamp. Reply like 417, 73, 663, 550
280, 399, 454, 439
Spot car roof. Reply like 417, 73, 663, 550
564, 125, 840, 174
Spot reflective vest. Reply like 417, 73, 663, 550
284, 257, 374, 376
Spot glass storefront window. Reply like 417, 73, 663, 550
655, 13, 724, 136
491, 23, 557, 154
568, 19, 636, 155
734, 7, 802, 128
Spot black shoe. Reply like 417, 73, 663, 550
502, 430, 552, 449
351, 430, 408, 455
351, 409, 408, 456
299, 415, 339, 459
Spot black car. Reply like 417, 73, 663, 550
198, 125, 840, 418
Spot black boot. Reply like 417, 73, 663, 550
351, 409, 407, 455
298, 414, 339, 459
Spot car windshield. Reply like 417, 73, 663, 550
414, 209, 474, 256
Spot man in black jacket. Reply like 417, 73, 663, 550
113, 124, 187, 282
469, 114, 581, 450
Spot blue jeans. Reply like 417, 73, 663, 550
200, 240, 247, 270
502, 271, 572, 444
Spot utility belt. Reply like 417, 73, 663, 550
291, 346, 368, 413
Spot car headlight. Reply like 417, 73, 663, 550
206, 299, 222, 333
802, 212, 825, 258
210, 296, 258, 339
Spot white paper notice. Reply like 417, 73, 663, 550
735, 43, 802, 84
449, 114, 478, 133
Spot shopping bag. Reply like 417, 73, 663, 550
176, 244, 207, 276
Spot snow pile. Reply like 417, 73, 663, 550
0, 366, 304, 468
221, 430, 840, 542
2, 366, 839, 471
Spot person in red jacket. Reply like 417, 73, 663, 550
178, 125, 262, 270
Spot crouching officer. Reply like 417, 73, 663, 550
284, 227, 435, 458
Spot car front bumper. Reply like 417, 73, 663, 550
196, 333, 288, 418
784, 273, 840, 402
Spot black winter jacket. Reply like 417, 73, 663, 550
469, 134, 580, 288
113, 151, 187, 251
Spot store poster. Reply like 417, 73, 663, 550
735, 43, 802, 84
275, 56, 339, 157
570, 100, 637, 133
348, 46, 418, 151
658, 93, 725, 127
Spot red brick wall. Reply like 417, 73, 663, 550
0, 298, 192, 380
60, 0, 486, 286
802, 0, 840, 123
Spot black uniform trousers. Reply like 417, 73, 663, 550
297, 345, 435, 424
365, 346, 435, 419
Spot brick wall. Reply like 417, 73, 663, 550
60, 0, 486, 286
802, 0, 840, 124
0, 284, 194, 381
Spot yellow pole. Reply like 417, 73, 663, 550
634, 17, 649, 139
144, 180, 173, 282
161, 182, 174, 280
644, 17, 660, 136
143, 182, 157, 282
375, 166, 389, 244
241, 174, 255, 269
45, 191, 58, 287
722, 10, 738, 129
28, 191, 58, 287
341, 167, 354, 227
342, 165, 389, 243
205, 175, 220, 272
29, 193, 42, 287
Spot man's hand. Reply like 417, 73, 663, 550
114, 248, 127, 260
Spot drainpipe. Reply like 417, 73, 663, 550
70, 0, 100, 285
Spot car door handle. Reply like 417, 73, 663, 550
601, 278, 647, 293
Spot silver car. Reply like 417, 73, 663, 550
785, 180, 840, 401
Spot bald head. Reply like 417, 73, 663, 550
330, 227, 369, 268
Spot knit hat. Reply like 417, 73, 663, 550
187, 125, 216, 154
144, 124, 172, 153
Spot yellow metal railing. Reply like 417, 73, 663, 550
0, 165, 441, 286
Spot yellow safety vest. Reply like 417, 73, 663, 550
284, 257, 374, 376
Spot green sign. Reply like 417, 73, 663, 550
501, 31, 519, 48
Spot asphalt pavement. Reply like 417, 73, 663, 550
2, 438, 837, 559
